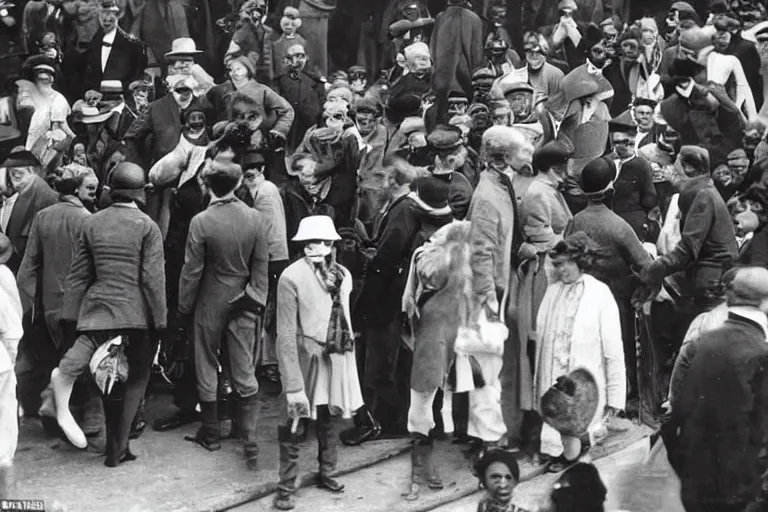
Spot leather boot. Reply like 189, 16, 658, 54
50, 368, 86, 449
219, 392, 237, 439
402, 433, 430, 501
103, 391, 136, 467
276, 424, 300, 509
238, 394, 259, 470
184, 401, 221, 451
316, 406, 343, 493
129, 397, 146, 439
426, 432, 443, 490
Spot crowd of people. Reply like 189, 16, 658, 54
3, 0, 768, 510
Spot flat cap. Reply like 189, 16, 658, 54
500, 81, 534, 97
679, 145, 710, 175
426, 124, 463, 151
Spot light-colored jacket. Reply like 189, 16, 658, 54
0, 265, 23, 374
467, 168, 516, 305
276, 259, 353, 394
535, 274, 627, 422
250, 180, 288, 262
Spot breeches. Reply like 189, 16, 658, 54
468, 354, 506, 443
194, 309, 261, 402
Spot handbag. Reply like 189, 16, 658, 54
454, 308, 508, 357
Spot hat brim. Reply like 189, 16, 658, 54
292, 233, 342, 242
165, 50, 203, 58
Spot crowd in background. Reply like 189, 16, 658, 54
4, 0, 768, 511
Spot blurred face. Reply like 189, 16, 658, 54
634, 105, 654, 129
280, 14, 298, 35
35, 72, 54, 89
243, 163, 265, 188
169, 59, 194, 75
98, 9, 119, 32
356, 111, 376, 136
171, 87, 193, 109
603, 26, 618, 46
350, 74, 367, 94
732, 198, 764, 236
757, 37, 768, 59
411, 55, 432, 74
641, 25, 657, 46
589, 42, 608, 68
295, 158, 317, 188
232, 101, 262, 132
72, 143, 87, 166
620, 38, 640, 61
525, 43, 547, 70
77, 175, 98, 204
714, 29, 732, 51
186, 111, 206, 133
3, 167, 31, 196
486, 41, 508, 63
228, 61, 250, 83
508, 91, 532, 118
492, 110, 512, 126
552, 254, 582, 283
287, 47, 307, 72
133, 88, 149, 107
744, 128, 763, 153
713, 165, 734, 188
448, 101, 468, 116
484, 462, 517, 505
671, 155, 695, 190
491, 6, 506, 26
509, 143, 534, 172
729, 160, 749, 183
612, 132, 635, 159
401, 4, 419, 21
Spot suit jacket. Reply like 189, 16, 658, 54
16, 199, 91, 322
5, 175, 58, 274
83, 28, 146, 95
274, 71, 326, 153
178, 198, 270, 315
61, 204, 167, 330
124, 94, 203, 169
737, 229, 768, 268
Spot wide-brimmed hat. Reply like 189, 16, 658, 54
292, 215, 341, 242
0, 232, 12, 266
540, 367, 599, 437
165, 38, 203, 59
80, 106, 114, 124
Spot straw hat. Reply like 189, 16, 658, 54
292, 215, 341, 242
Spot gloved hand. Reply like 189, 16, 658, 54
639, 259, 668, 286
286, 390, 310, 420
267, 131, 286, 152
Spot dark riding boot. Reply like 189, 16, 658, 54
276, 422, 301, 510
184, 401, 221, 451
316, 406, 343, 493
103, 390, 136, 467
402, 433, 431, 501
239, 394, 260, 470
129, 397, 146, 439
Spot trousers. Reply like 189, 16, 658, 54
468, 354, 507, 443
277, 405, 337, 496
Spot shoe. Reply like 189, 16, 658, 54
273, 494, 295, 510
339, 408, 382, 446
316, 474, 344, 493
129, 418, 146, 439
104, 449, 137, 468
183, 401, 221, 451
401, 483, 421, 501
153, 409, 199, 432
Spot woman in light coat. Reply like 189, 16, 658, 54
534, 232, 626, 471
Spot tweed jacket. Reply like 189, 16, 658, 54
519, 175, 572, 253
467, 167, 517, 305
17, 198, 91, 320
61, 204, 167, 331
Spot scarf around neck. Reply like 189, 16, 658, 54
305, 258, 353, 355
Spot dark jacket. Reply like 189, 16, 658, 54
123, 94, 204, 170
728, 34, 763, 109
603, 59, 639, 117
5, 174, 58, 274
659, 176, 738, 294
281, 179, 336, 260
566, 202, 652, 299
83, 28, 146, 95
660, 84, 744, 168
430, 5, 484, 101
670, 314, 768, 508
737, 229, 768, 268
61, 203, 167, 331
603, 154, 657, 239
273, 71, 326, 154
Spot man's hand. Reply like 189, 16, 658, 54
639, 259, 668, 286
286, 390, 310, 419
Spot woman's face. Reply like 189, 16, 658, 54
552, 254, 582, 284
641, 27, 657, 46
77, 175, 98, 204
484, 462, 517, 505
228, 61, 250, 83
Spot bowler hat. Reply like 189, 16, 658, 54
668, 57, 706, 80
540, 367, 600, 437
427, 124, 463, 151
580, 157, 616, 195
413, 177, 449, 209
292, 215, 341, 242
533, 139, 573, 172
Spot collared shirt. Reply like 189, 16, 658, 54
729, 305, 768, 339
586, 59, 604, 76
0, 193, 18, 233
101, 28, 117, 72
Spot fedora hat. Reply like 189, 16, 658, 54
80, 105, 114, 124
540, 367, 600, 437
292, 215, 341, 242
165, 38, 203, 59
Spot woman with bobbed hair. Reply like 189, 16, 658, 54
17, 163, 96, 438
534, 232, 626, 471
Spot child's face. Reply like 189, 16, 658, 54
484, 462, 517, 504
